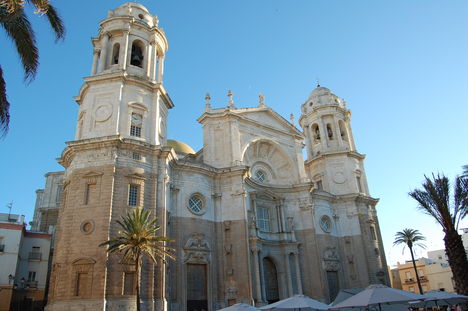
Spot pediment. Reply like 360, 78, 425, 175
237, 108, 303, 138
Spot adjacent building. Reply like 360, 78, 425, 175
0, 213, 51, 311
37, 3, 390, 311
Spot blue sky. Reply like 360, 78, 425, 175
0, 0, 467, 265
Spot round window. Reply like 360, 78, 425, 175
255, 170, 266, 183
80, 220, 95, 234
188, 195, 204, 215
319, 215, 332, 233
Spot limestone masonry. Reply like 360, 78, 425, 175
34, 2, 390, 311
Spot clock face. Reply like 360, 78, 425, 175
132, 113, 142, 125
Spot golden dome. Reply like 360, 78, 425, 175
167, 140, 195, 155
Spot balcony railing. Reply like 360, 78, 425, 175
404, 278, 415, 284
28, 252, 42, 261
27, 281, 38, 288
419, 275, 427, 281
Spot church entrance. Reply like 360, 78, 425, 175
326, 271, 339, 302
186, 264, 208, 311
263, 257, 279, 304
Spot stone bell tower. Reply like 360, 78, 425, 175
299, 86, 368, 196
299, 85, 390, 286
75, 2, 171, 145
47, 3, 174, 310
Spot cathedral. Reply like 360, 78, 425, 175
35, 2, 390, 311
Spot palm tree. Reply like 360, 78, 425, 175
409, 172, 468, 299
393, 228, 426, 294
0, 0, 65, 136
100, 208, 175, 311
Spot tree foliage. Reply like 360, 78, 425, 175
0, 0, 65, 136
100, 208, 175, 311
393, 228, 426, 294
409, 170, 468, 300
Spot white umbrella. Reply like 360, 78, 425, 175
259, 294, 330, 310
330, 284, 425, 311
217, 303, 260, 311
413, 290, 468, 308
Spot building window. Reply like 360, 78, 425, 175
28, 271, 36, 282
130, 41, 144, 68
130, 113, 142, 137
75, 272, 89, 296
123, 272, 135, 295
128, 185, 139, 206
255, 170, 266, 183
370, 226, 377, 240
0, 237, 4, 252
326, 123, 333, 139
319, 215, 332, 233
312, 124, 321, 142
132, 152, 141, 161
409, 286, 415, 292
56, 185, 63, 204
84, 183, 96, 205
356, 176, 363, 193
112, 43, 120, 65
405, 271, 412, 279
316, 180, 323, 190
188, 195, 204, 215
256, 207, 270, 232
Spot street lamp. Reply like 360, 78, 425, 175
8, 274, 14, 285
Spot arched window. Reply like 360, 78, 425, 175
112, 43, 120, 65
326, 123, 333, 140
338, 120, 347, 140
130, 41, 144, 68
312, 124, 320, 142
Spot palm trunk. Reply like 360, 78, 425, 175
409, 246, 424, 294
444, 229, 468, 311
136, 254, 141, 311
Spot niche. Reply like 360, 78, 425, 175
130, 40, 144, 68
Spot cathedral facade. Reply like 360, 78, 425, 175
42, 3, 389, 311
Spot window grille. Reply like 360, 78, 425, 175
188, 195, 203, 214
256, 207, 270, 232
128, 185, 139, 206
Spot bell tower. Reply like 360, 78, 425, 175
299, 86, 368, 196
75, 2, 172, 145
47, 3, 174, 310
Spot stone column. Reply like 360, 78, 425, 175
97, 33, 109, 73
252, 248, 262, 303
147, 41, 155, 79
284, 253, 293, 296
294, 252, 303, 294
91, 49, 99, 75
157, 55, 165, 82
334, 117, 343, 148
122, 29, 130, 70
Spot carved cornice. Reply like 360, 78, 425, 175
245, 177, 312, 194
305, 150, 365, 166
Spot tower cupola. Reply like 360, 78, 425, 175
299, 85, 355, 159
90, 2, 168, 83
74, 2, 173, 145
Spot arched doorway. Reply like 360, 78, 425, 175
263, 257, 279, 303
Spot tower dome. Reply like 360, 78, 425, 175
307, 86, 341, 108
111, 2, 157, 27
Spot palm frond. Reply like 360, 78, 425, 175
0, 67, 10, 136
0, 7, 38, 82
42, 4, 65, 41
0, 0, 25, 14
